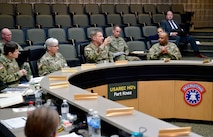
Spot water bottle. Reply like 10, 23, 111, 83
61, 100, 69, 120
44, 99, 57, 110
29, 75, 35, 92
27, 101, 36, 116
35, 90, 42, 107
44, 99, 52, 107
87, 109, 94, 137
91, 111, 101, 137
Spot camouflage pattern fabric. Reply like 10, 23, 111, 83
38, 52, 66, 76
108, 36, 140, 61
0, 54, 23, 86
147, 42, 182, 60
84, 42, 113, 64
0, 40, 32, 80
0, 40, 23, 54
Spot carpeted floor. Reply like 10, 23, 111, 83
170, 121, 213, 137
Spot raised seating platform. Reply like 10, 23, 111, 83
183, 28, 213, 57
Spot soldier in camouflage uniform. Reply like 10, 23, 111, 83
0, 28, 31, 80
0, 42, 28, 87
84, 29, 113, 64
38, 38, 67, 76
108, 25, 140, 61
147, 32, 182, 60
0, 28, 23, 54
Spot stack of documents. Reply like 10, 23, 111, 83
1, 117, 27, 129
0, 92, 24, 108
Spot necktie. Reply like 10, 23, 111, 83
169, 20, 178, 29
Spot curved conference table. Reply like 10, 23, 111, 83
40, 60, 213, 137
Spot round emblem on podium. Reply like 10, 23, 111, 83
181, 83, 205, 106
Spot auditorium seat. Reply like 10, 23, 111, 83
115, 4, 129, 16
143, 4, 156, 17
126, 41, 147, 53
16, 15, 35, 29
0, 3, 14, 15
52, 3, 68, 15
67, 27, 89, 55
170, 4, 185, 14
138, 14, 152, 26
26, 28, 46, 46
100, 4, 115, 15
68, 4, 84, 15
142, 25, 157, 47
36, 14, 54, 29
16, 3, 33, 15
85, 4, 100, 15
48, 28, 68, 44
129, 4, 143, 17
0, 15, 15, 29
152, 14, 165, 27
72, 14, 89, 28
124, 26, 145, 41
106, 14, 122, 27
11, 29, 27, 48
122, 14, 138, 26
90, 14, 107, 28
34, 3, 51, 15
58, 44, 81, 67
156, 4, 170, 14
142, 25, 157, 38
55, 14, 72, 28
24, 46, 46, 77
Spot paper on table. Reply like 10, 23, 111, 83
12, 107, 28, 113
58, 132, 83, 137
113, 52, 125, 57
1, 117, 27, 129
0, 94, 24, 108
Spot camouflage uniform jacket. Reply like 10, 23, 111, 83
84, 42, 113, 64
0, 40, 31, 80
108, 36, 140, 61
147, 42, 182, 60
0, 54, 23, 86
0, 40, 23, 54
38, 52, 66, 76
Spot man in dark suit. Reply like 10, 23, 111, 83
160, 11, 206, 58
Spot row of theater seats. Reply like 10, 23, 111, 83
8, 26, 158, 49
0, 3, 191, 30
0, 3, 186, 16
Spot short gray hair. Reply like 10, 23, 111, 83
44, 38, 58, 47
89, 29, 102, 39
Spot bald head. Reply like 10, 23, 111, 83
1, 28, 12, 43
158, 32, 168, 45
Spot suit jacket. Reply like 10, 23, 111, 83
160, 19, 180, 34
160, 19, 187, 37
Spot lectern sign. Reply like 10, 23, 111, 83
108, 81, 137, 101
181, 82, 206, 106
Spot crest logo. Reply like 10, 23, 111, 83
181, 83, 206, 106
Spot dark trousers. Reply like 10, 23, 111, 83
171, 35, 200, 54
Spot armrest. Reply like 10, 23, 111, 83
16, 25, 21, 29
26, 40, 33, 46
36, 24, 42, 28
